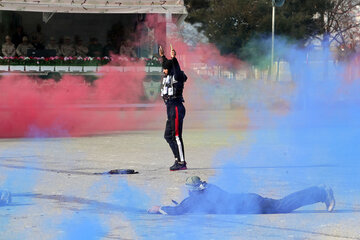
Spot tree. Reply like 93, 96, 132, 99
184, 0, 334, 57
315, 0, 360, 55
275, 0, 333, 42
184, 0, 272, 55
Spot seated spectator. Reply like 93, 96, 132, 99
46, 37, 60, 56
103, 39, 117, 56
75, 39, 88, 57
12, 26, 26, 47
88, 37, 102, 57
16, 36, 34, 56
60, 36, 75, 57
120, 39, 137, 58
2, 35, 16, 57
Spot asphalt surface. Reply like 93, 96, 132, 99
0, 114, 359, 239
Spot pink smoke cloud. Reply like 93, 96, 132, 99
0, 66, 162, 138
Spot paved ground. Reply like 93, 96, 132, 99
0, 109, 359, 239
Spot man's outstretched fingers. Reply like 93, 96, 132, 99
159, 46, 164, 56
148, 205, 161, 214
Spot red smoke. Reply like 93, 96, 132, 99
0, 14, 250, 138
0, 64, 162, 138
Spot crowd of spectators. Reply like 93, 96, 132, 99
1, 25, 137, 58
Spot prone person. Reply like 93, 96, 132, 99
148, 176, 335, 215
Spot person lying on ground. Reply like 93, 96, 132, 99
148, 176, 335, 215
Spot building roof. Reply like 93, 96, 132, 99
0, 0, 187, 14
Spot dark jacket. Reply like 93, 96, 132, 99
161, 56, 187, 101
159, 184, 264, 215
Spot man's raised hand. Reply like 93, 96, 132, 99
159, 46, 164, 57
170, 49, 176, 58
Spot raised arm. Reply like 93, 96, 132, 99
148, 196, 193, 215
159, 45, 168, 63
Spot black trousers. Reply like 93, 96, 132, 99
164, 101, 186, 162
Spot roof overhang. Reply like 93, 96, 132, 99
0, 0, 188, 15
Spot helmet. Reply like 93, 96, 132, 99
185, 176, 207, 191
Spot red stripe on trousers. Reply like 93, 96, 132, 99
175, 106, 179, 136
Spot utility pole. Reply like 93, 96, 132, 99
270, 0, 285, 79
271, 4, 275, 76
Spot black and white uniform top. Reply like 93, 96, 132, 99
161, 74, 182, 100
160, 57, 186, 103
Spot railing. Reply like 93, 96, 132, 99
0, 56, 162, 74
0, 65, 162, 73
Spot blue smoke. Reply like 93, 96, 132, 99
59, 212, 106, 240
57, 175, 151, 239
208, 39, 360, 212
0, 140, 43, 239
0, 127, 71, 239
101, 40, 360, 239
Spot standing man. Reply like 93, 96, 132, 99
12, 26, 26, 47
159, 46, 187, 171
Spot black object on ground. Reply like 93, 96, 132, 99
94, 169, 139, 175
108, 169, 138, 174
